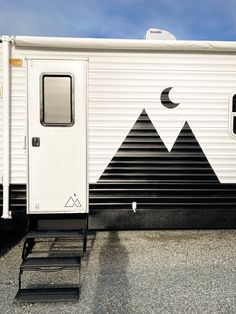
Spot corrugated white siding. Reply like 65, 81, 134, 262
0, 44, 2, 182
7, 48, 236, 184
88, 53, 236, 183
10, 60, 27, 183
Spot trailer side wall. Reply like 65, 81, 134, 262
2, 46, 236, 228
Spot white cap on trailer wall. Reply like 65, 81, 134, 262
12, 35, 236, 52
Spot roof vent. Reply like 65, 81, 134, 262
145, 28, 176, 40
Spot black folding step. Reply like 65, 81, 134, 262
34, 250, 82, 256
20, 257, 81, 271
25, 230, 83, 239
15, 287, 80, 303
15, 214, 88, 303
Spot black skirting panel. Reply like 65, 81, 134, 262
89, 182, 236, 229
0, 182, 236, 230
89, 208, 236, 230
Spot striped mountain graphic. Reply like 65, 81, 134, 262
98, 109, 218, 183
89, 109, 236, 228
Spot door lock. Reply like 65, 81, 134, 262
32, 137, 40, 147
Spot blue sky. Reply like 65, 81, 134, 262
0, 0, 236, 40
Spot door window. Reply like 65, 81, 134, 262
41, 74, 74, 126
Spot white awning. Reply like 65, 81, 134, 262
11, 36, 236, 52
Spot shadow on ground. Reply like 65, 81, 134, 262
0, 232, 24, 257
93, 231, 130, 314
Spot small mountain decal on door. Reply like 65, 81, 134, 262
65, 196, 81, 207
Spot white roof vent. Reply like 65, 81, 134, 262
145, 28, 176, 40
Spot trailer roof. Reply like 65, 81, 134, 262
7, 36, 236, 52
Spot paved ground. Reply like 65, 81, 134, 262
0, 230, 236, 314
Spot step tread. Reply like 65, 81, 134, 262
31, 250, 82, 255
14, 287, 80, 303
25, 230, 84, 239
20, 257, 81, 270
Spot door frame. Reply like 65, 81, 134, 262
26, 57, 89, 214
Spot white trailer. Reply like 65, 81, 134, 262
2, 28, 236, 302
1, 28, 236, 232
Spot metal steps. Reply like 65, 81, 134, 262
14, 214, 88, 304
20, 257, 81, 271
25, 230, 84, 239
15, 287, 80, 303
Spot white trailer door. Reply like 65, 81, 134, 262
28, 59, 87, 214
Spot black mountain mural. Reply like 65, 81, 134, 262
89, 109, 236, 229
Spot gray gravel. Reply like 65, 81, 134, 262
0, 230, 236, 314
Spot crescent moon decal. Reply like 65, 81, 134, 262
160, 87, 179, 109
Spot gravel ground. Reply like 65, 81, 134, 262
0, 230, 236, 314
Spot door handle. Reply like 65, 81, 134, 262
32, 137, 40, 147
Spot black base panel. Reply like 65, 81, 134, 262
14, 287, 80, 303
29, 214, 88, 230
89, 209, 236, 230
1, 184, 236, 230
